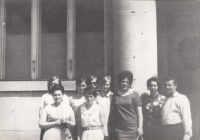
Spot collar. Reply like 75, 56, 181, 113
172, 91, 179, 97
100, 91, 112, 98
117, 88, 133, 97
166, 91, 179, 98
150, 92, 159, 98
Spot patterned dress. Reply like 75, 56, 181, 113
43, 102, 74, 140
142, 92, 165, 140
80, 102, 104, 140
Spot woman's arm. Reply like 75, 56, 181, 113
99, 106, 105, 131
39, 108, 61, 129
39, 107, 44, 118
76, 106, 82, 140
68, 107, 76, 126
136, 106, 143, 136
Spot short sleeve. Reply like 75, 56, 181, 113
39, 94, 46, 108
63, 94, 70, 106
75, 105, 82, 122
68, 106, 75, 120
132, 91, 142, 107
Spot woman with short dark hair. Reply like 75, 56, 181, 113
39, 85, 75, 140
141, 77, 165, 140
76, 87, 105, 140
110, 71, 143, 140
39, 76, 70, 140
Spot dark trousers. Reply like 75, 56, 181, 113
159, 123, 184, 140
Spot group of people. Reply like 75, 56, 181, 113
38, 71, 192, 140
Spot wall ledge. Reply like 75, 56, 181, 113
0, 81, 76, 91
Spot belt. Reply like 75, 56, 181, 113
82, 126, 101, 131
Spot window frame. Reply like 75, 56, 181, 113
0, 0, 76, 91
0, 0, 76, 81
0, 0, 110, 91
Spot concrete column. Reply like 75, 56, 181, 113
113, 0, 157, 91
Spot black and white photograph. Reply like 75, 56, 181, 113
0, 0, 199, 140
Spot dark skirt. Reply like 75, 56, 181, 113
113, 131, 137, 140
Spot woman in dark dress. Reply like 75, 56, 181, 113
141, 77, 165, 140
110, 71, 143, 140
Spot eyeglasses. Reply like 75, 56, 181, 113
91, 82, 97, 85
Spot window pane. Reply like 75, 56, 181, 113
40, 0, 67, 79
5, 0, 31, 80
76, 0, 104, 78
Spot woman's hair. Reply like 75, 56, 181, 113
117, 71, 133, 85
86, 75, 99, 86
83, 87, 97, 98
147, 77, 161, 91
76, 77, 87, 85
51, 85, 64, 95
47, 76, 62, 93
102, 76, 112, 84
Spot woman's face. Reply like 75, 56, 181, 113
148, 81, 158, 96
53, 90, 63, 103
77, 82, 87, 94
84, 93, 95, 106
120, 77, 130, 92
90, 79, 97, 89
102, 81, 110, 93
50, 78, 59, 90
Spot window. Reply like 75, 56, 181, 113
76, 0, 104, 78
0, 0, 104, 82
40, 0, 67, 79
5, 0, 31, 80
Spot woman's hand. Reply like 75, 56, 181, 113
48, 114, 60, 121
55, 119, 62, 125
137, 127, 143, 136
183, 134, 190, 140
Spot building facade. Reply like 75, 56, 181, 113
0, 0, 199, 139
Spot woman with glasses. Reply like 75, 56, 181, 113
86, 75, 98, 90
110, 71, 143, 140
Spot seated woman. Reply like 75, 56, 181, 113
76, 87, 105, 140
39, 85, 75, 140
141, 77, 165, 140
